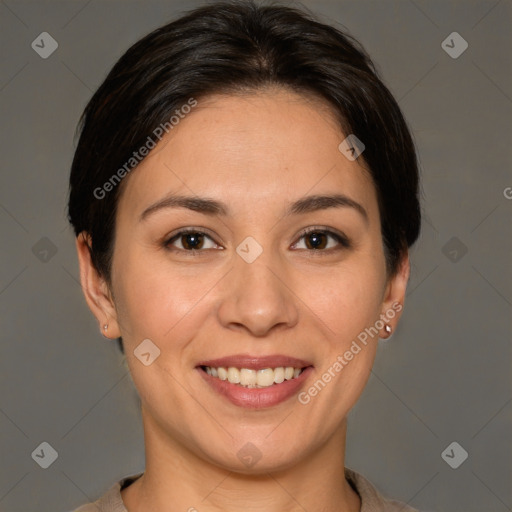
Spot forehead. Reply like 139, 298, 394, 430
116, 89, 377, 220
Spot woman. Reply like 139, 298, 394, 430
68, 1, 422, 510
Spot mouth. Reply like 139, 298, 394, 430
196, 355, 313, 408
199, 365, 305, 388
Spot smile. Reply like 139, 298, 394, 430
201, 366, 304, 388
196, 354, 313, 408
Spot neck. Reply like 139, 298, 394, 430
122, 409, 361, 512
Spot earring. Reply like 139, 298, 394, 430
383, 323, 392, 339
103, 324, 108, 331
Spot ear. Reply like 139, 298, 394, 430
379, 251, 410, 336
75, 231, 121, 339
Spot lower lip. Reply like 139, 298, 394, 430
197, 366, 313, 409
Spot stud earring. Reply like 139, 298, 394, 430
382, 323, 393, 339
103, 324, 108, 331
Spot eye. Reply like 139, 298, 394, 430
292, 227, 350, 251
163, 227, 350, 254
164, 229, 221, 252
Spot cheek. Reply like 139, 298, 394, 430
299, 269, 383, 417
304, 262, 385, 342
112, 251, 220, 344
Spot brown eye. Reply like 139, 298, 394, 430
293, 228, 350, 251
304, 232, 328, 250
165, 230, 219, 252
180, 232, 205, 250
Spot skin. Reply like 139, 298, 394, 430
76, 88, 410, 512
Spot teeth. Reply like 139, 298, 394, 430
256, 368, 274, 387
227, 367, 240, 383
203, 366, 304, 388
240, 368, 257, 386
273, 367, 285, 384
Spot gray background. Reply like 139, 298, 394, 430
1, 0, 511, 511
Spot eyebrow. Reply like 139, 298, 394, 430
139, 193, 368, 224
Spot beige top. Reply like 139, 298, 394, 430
72, 467, 419, 511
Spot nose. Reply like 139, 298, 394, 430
216, 244, 299, 337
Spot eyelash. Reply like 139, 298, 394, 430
163, 226, 351, 255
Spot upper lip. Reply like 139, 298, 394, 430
197, 354, 313, 371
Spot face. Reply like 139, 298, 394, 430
78, 88, 409, 473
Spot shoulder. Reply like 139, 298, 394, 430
345, 467, 420, 512
71, 470, 418, 512
70, 474, 142, 512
